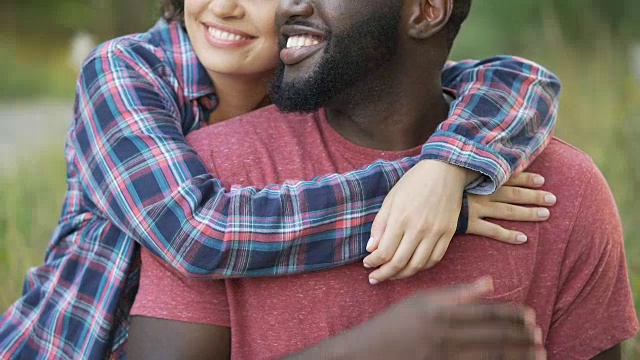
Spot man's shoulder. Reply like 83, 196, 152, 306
527, 137, 597, 184
530, 137, 619, 257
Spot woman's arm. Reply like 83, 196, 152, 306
72, 42, 414, 278
434, 56, 561, 194
72, 42, 559, 278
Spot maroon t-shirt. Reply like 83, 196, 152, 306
131, 105, 639, 359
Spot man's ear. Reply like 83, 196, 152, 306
407, 0, 453, 39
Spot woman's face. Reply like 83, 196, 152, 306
184, 0, 281, 78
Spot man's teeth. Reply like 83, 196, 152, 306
208, 27, 249, 41
286, 35, 321, 49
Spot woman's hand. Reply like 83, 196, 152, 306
363, 160, 555, 285
466, 172, 556, 243
362, 160, 474, 284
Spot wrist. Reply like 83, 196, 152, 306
417, 160, 479, 188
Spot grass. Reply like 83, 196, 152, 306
0, 34, 77, 100
0, 151, 67, 305
1, 23, 639, 359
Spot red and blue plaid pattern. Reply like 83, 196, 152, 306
0, 20, 560, 359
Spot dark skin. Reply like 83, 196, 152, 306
127, 0, 625, 358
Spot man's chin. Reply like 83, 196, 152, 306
281, 62, 316, 86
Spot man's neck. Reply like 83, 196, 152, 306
324, 63, 449, 151
208, 72, 271, 125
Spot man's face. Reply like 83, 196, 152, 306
269, 0, 403, 112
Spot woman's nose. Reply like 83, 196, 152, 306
209, 0, 245, 19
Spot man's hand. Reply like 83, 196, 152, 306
290, 278, 545, 360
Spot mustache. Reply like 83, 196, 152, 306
282, 18, 330, 33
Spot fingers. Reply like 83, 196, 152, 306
442, 304, 541, 354
425, 233, 452, 269
448, 324, 541, 349
467, 220, 529, 244
492, 186, 557, 207
439, 303, 536, 328
390, 234, 440, 280
368, 196, 392, 252
366, 230, 422, 284
362, 224, 405, 273
426, 277, 495, 305
504, 172, 546, 188
482, 202, 550, 222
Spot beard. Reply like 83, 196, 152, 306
269, 5, 402, 113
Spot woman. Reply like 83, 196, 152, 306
0, 0, 560, 359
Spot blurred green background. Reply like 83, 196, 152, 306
1, 0, 639, 357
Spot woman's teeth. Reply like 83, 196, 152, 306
208, 27, 249, 41
286, 35, 321, 49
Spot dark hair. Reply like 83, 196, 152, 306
160, 0, 184, 23
445, 0, 472, 50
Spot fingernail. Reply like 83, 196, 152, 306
366, 237, 374, 251
475, 276, 494, 292
538, 208, 550, 218
538, 350, 547, 360
544, 194, 557, 204
534, 327, 543, 344
369, 277, 379, 285
516, 234, 528, 243
524, 309, 536, 327
533, 176, 545, 185
363, 261, 372, 269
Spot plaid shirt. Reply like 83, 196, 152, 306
0, 20, 560, 359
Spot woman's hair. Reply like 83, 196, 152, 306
160, 0, 185, 23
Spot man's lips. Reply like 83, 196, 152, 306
279, 25, 328, 65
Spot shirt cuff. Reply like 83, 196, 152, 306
419, 131, 511, 195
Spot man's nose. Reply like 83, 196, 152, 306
277, 0, 313, 20
210, 0, 245, 19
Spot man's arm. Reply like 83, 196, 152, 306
591, 344, 622, 360
127, 317, 230, 360
286, 279, 543, 360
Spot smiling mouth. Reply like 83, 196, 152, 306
285, 34, 323, 48
207, 26, 253, 42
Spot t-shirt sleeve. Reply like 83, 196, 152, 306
130, 249, 231, 327
546, 165, 639, 359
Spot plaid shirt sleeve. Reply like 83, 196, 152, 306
434, 56, 561, 194
73, 42, 558, 278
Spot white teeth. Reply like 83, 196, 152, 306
208, 27, 250, 42
286, 35, 322, 49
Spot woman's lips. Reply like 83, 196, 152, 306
203, 23, 256, 49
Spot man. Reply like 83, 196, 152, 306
129, 0, 639, 358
